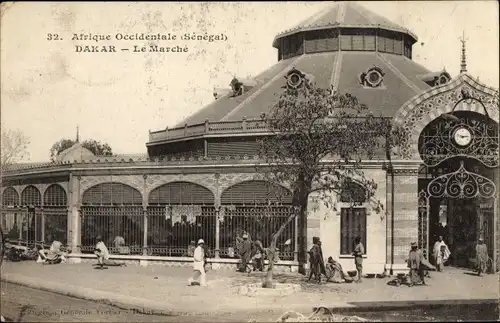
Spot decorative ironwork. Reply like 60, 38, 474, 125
417, 190, 429, 258
44, 207, 68, 243
20, 186, 41, 206
219, 205, 295, 260
80, 206, 144, 253
419, 113, 499, 167
43, 184, 67, 206
82, 183, 142, 205
2, 188, 19, 206
427, 161, 496, 199
147, 205, 216, 256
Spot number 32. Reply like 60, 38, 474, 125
47, 33, 60, 41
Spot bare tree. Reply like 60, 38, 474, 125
258, 83, 395, 287
1, 128, 30, 174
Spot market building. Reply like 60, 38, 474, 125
1, 2, 498, 274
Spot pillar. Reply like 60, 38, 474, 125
142, 175, 149, 257
494, 198, 498, 273
215, 209, 220, 259
294, 216, 298, 262
68, 175, 81, 254
391, 162, 420, 273
385, 163, 394, 270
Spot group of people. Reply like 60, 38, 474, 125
405, 235, 490, 287
308, 236, 364, 284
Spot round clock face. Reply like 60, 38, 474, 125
453, 127, 472, 146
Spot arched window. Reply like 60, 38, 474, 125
339, 180, 367, 256
82, 183, 142, 205
44, 184, 68, 206
340, 181, 367, 204
2, 187, 19, 206
221, 180, 292, 205
148, 182, 214, 205
20, 185, 41, 206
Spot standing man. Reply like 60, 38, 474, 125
407, 242, 421, 287
475, 237, 488, 277
238, 232, 252, 272
353, 236, 364, 283
308, 237, 325, 283
188, 239, 207, 287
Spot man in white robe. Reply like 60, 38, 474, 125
94, 236, 110, 269
433, 236, 450, 271
188, 239, 207, 287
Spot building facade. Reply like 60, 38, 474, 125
2, 2, 498, 274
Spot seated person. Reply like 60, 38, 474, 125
113, 235, 130, 254
38, 238, 68, 264
94, 236, 125, 268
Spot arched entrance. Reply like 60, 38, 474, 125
417, 110, 498, 269
393, 73, 499, 272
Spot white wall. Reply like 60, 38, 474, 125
309, 168, 387, 274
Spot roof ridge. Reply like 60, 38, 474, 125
349, 2, 374, 25
377, 53, 422, 94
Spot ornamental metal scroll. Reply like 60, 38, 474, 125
419, 114, 499, 168
427, 161, 496, 199
417, 190, 429, 258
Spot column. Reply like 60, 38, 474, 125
69, 175, 81, 253
142, 175, 148, 257
494, 198, 498, 273
215, 208, 220, 259
385, 164, 393, 267
41, 209, 45, 243
391, 163, 420, 271
294, 216, 298, 262
142, 207, 148, 256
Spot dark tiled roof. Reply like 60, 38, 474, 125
176, 51, 432, 124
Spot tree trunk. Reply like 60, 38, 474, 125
295, 175, 311, 275
262, 210, 297, 288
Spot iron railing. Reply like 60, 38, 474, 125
76, 204, 296, 261
1, 208, 68, 246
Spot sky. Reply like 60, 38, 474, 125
1, 1, 499, 162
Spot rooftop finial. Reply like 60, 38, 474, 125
76, 125, 80, 143
460, 30, 468, 73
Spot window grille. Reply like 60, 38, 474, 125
44, 207, 68, 244
221, 180, 293, 205
2, 187, 19, 206
20, 185, 41, 206
44, 184, 68, 206
82, 183, 142, 205
339, 181, 367, 204
148, 182, 214, 205
218, 205, 295, 260
340, 207, 367, 255
80, 206, 144, 254
147, 205, 216, 256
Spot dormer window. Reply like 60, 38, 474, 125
434, 73, 451, 87
285, 68, 313, 90
360, 66, 385, 88
230, 78, 243, 97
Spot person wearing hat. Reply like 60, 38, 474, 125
407, 242, 422, 286
188, 239, 207, 286
475, 237, 488, 276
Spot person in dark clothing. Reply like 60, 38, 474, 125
353, 236, 365, 283
238, 232, 252, 272
308, 237, 326, 283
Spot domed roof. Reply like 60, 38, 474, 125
273, 1, 418, 47
172, 1, 438, 130
55, 142, 95, 162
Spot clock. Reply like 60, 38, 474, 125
453, 127, 472, 146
